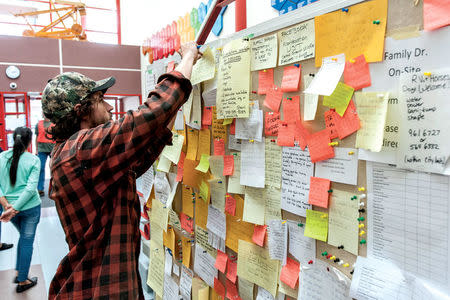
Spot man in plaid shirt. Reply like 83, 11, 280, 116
41, 42, 200, 299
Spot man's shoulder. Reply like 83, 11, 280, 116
51, 130, 87, 167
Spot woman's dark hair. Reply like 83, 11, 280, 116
9, 127, 32, 186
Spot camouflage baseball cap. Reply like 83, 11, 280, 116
42, 72, 115, 123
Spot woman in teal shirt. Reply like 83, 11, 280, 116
0, 127, 41, 293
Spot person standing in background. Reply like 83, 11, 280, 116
35, 116, 55, 196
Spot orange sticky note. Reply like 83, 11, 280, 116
176, 151, 185, 182
197, 129, 211, 160
264, 86, 283, 112
280, 257, 300, 289
265, 112, 280, 136
225, 279, 240, 300
344, 55, 371, 90
229, 119, 236, 135
252, 224, 267, 247
226, 260, 237, 283
294, 120, 310, 150
214, 278, 226, 298
307, 129, 335, 163
324, 110, 339, 139
225, 194, 236, 216
281, 65, 301, 92
277, 121, 295, 147
424, 0, 450, 31
335, 100, 360, 140
223, 155, 234, 176
180, 212, 194, 233
202, 106, 213, 126
214, 138, 225, 156
186, 129, 199, 161
167, 61, 176, 72
182, 185, 194, 218
282, 95, 300, 123
308, 177, 331, 208
181, 236, 192, 268
182, 159, 203, 188
258, 69, 274, 95
215, 249, 228, 273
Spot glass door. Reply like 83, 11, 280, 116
0, 92, 29, 151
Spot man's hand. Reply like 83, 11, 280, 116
0, 207, 18, 222
175, 42, 202, 79
179, 42, 202, 64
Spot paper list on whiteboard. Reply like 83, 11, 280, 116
240, 138, 265, 188
367, 162, 450, 288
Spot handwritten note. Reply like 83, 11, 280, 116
151, 198, 169, 232
225, 194, 236, 216
202, 106, 213, 126
180, 266, 193, 300
282, 95, 301, 122
210, 176, 226, 210
240, 139, 265, 188
197, 129, 211, 160
252, 224, 267, 247
161, 133, 184, 164
243, 186, 265, 225
264, 86, 283, 112
226, 259, 237, 283
265, 112, 280, 136
281, 66, 301, 92
207, 204, 226, 241
217, 39, 251, 119
308, 177, 331, 208
199, 180, 210, 202
180, 212, 194, 233
251, 33, 278, 71
307, 129, 335, 163
223, 155, 234, 176
323, 82, 355, 117
186, 129, 199, 160
163, 274, 179, 300
156, 155, 171, 173
256, 286, 276, 300
344, 54, 371, 90
176, 152, 185, 182
212, 106, 228, 142
304, 209, 328, 242
315, 0, 388, 67
181, 236, 192, 268
280, 257, 300, 289
335, 100, 361, 140
188, 85, 202, 129
267, 220, 288, 265
287, 220, 315, 265
315, 147, 358, 185
195, 226, 216, 258
258, 69, 274, 94
147, 240, 165, 297
226, 194, 254, 252
265, 139, 282, 188
423, 0, 450, 31
236, 107, 264, 142
194, 243, 218, 288
281, 147, 314, 217
214, 249, 228, 273
303, 75, 319, 121
191, 47, 216, 85
324, 110, 339, 139
305, 53, 345, 96
195, 154, 210, 173
278, 19, 315, 66
277, 121, 295, 147
213, 138, 225, 156
174, 108, 184, 130
264, 187, 282, 223
355, 92, 389, 152
228, 135, 242, 152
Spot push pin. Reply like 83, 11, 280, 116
197, 45, 202, 49
326, 254, 332, 259
321, 251, 328, 256
328, 189, 333, 193
351, 196, 357, 200
360, 239, 366, 245
249, 139, 254, 143
298, 223, 303, 227
287, 97, 292, 100
338, 261, 344, 265
309, 73, 315, 77
358, 208, 365, 213
308, 260, 314, 264
424, 72, 431, 76
338, 245, 344, 249
358, 187, 365, 192
350, 270, 354, 275
359, 194, 366, 199
342, 8, 349, 12
334, 258, 340, 263
359, 202, 365, 207
349, 59, 355, 63
359, 230, 366, 236
373, 20, 380, 25
263, 69, 267, 72
217, 47, 222, 51
271, 139, 276, 142
281, 221, 287, 224
251, 91, 257, 94
321, 214, 327, 219
348, 151, 354, 155
343, 263, 350, 267
294, 63, 300, 68
358, 224, 365, 229
357, 217, 365, 222
330, 256, 336, 260
332, 58, 338, 62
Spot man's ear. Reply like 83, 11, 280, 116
74, 103, 82, 116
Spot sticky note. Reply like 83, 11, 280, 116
265, 112, 280, 137
163, 227, 175, 252
213, 278, 225, 298
181, 236, 192, 268
214, 249, 228, 273
226, 260, 237, 284
251, 33, 278, 71
323, 82, 355, 117
278, 19, 315, 66
180, 212, 194, 233
223, 118, 233, 125
213, 139, 225, 156
182, 159, 203, 188
225, 279, 240, 300
186, 129, 199, 161
308, 177, 331, 208
195, 193, 209, 229
315, 0, 388, 67
191, 47, 216, 85
258, 69, 274, 95
277, 121, 295, 147
229, 119, 236, 135
294, 120, 309, 150
195, 154, 210, 173
223, 155, 234, 176
202, 106, 213, 126
225, 194, 236, 216
212, 106, 228, 143
282, 95, 300, 123
304, 53, 346, 96
281, 65, 301, 92
252, 224, 267, 247
197, 129, 211, 161
279, 257, 300, 289
304, 209, 328, 242
226, 195, 254, 252
199, 180, 210, 202
307, 129, 335, 163
335, 100, 360, 140
176, 152, 185, 182
264, 86, 283, 112
324, 110, 339, 139
181, 185, 194, 218
303, 75, 319, 121
344, 54, 371, 90
424, 0, 450, 31
156, 155, 171, 173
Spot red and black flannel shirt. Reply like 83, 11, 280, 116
49, 71, 192, 300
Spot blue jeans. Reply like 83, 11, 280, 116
10, 205, 41, 282
37, 152, 50, 192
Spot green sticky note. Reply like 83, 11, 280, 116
323, 82, 354, 117
223, 118, 233, 125
195, 154, 210, 173
304, 209, 328, 242
199, 180, 209, 202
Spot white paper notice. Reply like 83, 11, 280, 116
240, 139, 265, 188
267, 220, 287, 265
137, 165, 154, 202
396, 69, 450, 174
194, 243, 218, 288
154, 171, 170, 205
228, 135, 242, 151
172, 262, 179, 277
256, 286, 275, 300
265, 139, 282, 188
239, 277, 255, 300
206, 205, 226, 240
161, 133, 184, 164
243, 186, 265, 225
163, 275, 179, 300
281, 147, 314, 217
180, 266, 193, 300
236, 107, 263, 142
303, 75, 319, 121
164, 248, 173, 276
287, 220, 315, 265
278, 19, 315, 66
304, 53, 345, 96
174, 109, 184, 131
251, 33, 278, 71
228, 152, 245, 195
315, 147, 358, 185
187, 85, 201, 130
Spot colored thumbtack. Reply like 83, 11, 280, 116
288, 97, 292, 100
359, 202, 365, 207
328, 189, 333, 193
252, 91, 257, 94
343, 263, 350, 267
350, 270, 354, 275
308, 260, 314, 264
358, 187, 365, 192
357, 217, 365, 222
282, 221, 286, 224
358, 224, 365, 228
334, 258, 340, 263
338, 245, 344, 249
263, 69, 267, 72
330, 256, 336, 260
294, 63, 300, 67
249, 139, 254, 143
424, 72, 431, 76
351, 196, 357, 200
373, 20, 380, 24
197, 45, 202, 49
359, 208, 365, 213
348, 151, 354, 155
359, 230, 366, 236
217, 47, 222, 51
175, 221, 179, 224
298, 223, 303, 227
321, 251, 328, 256
349, 59, 355, 63
309, 73, 315, 77
359, 194, 366, 199
233, 153, 238, 156
326, 254, 332, 259
218, 181, 222, 184
360, 239, 366, 245
271, 139, 276, 142
342, 8, 349, 12
321, 214, 327, 218
338, 261, 344, 265
332, 58, 338, 62
194, 121, 198, 123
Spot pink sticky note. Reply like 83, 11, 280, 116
258, 69, 274, 95
180, 212, 194, 233
215, 249, 228, 273
226, 260, 237, 284
307, 129, 335, 163
176, 152, 185, 182
280, 257, 300, 289
335, 100, 360, 140
324, 110, 339, 139
282, 95, 301, 123
214, 139, 225, 156
223, 155, 235, 176
225, 279, 240, 300
202, 106, 213, 126
264, 86, 283, 112
277, 121, 295, 147
252, 224, 267, 247
214, 277, 226, 298
308, 177, 331, 208
344, 55, 371, 90
281, 65, 301, 92
225, 194, 236, 216
265, 112, 280, 136
294, 120, 310, 150
424, 0, 450, 31
229, 119, 236, 135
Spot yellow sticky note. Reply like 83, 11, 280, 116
243, 187, 265, 225
147, 240, 164, 297
195, 154, 210, 173
199, 180, 210, 202
161, 133, 184, 164
151, 198, 169, 232
191, 47, 216, 86
323, 82, 355, 117
186, 129, 199, 161
223, 118, 233, 125
197, 129, 211, 161
226, 194, 254, 252
181, 236, 192, 268
315, 0, 388, 67
156, 155, 171, 173
304, 209, 328, 242
212, 107, 228, 143
182, 185, 194, 218
192, 277, 210, 300
163, 227, 175, 252
195, 192, 209, 229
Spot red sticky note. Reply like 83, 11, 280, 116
281, 65, 301, 92
277, 121, 295, 147
180, 212, 194, 233
214, 139, 225, 156
225, 194, 236, 216
344, 55, 371, 90
258, 69, 274, 95
176, 152, 185, 182
226, 260, 237, 283
324, 110, 339, 139
335, 100, 360, 140
264, 86, 283, 112
252, 224, 267, 247
202, 106, 213, 126
424, 0, 450, 31
307, 129, 335, 163
265, 112, 280, 136
308, 177, 331, 208
229, 119, 236, 135
294, 120, 310, 150
223, 155, 234, 176
215, 249, 228, 273
167, 61, 176, 72
282, 95, 300, 123
280, 257, 300, 289
226, 279, 240, 300
214, 277, 226, 298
